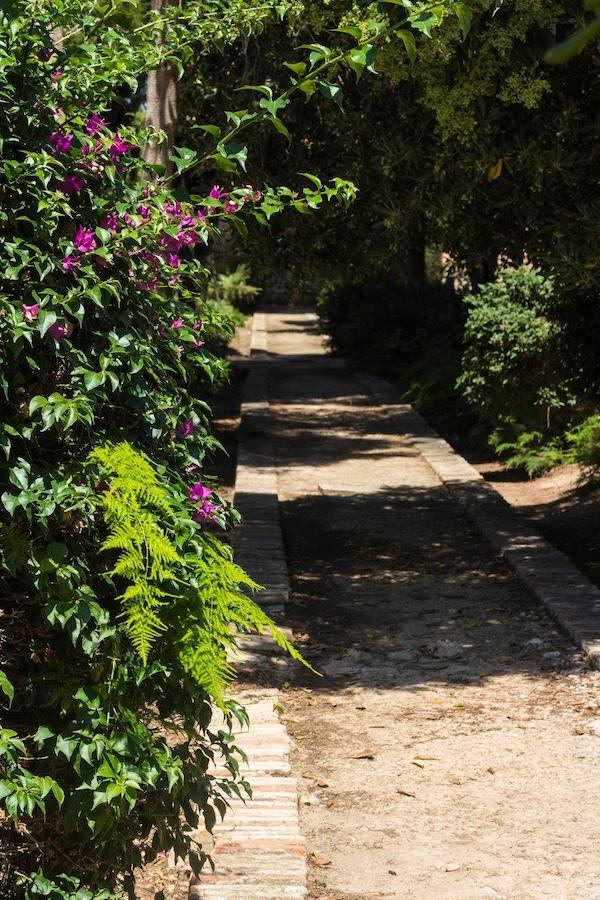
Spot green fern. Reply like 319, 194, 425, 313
91, 443, 181, 661
91, 442, 310, 706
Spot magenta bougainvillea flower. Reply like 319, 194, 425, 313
48, 322, 68, 341
193, 501, 218, 523
137, 205, 151, 220
73, 227, 96, 253
100, 213, 119, 232
108, 135, 131, 161
51, 70, 64, 82
177, 419, 195, 438
224, 200, 240, 215
159, 234, 179, 253
176, 230, 198, 248
188, 481, 212, 502
171, 318, 185, 330
38, 48, 54, 62
62, 255, 80, 271
85, 114, 108, 135
209, 185, 225, 200
49, 132, 74, 154
167, 253, 181, 268
179, 215, 196, 228
22, 304, 40, 321
165, 201, 182, 217
193, 320, 204, 331
192, 338, 204, 349
56, 173, 85, 194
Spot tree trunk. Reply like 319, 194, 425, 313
144, 0, 178, 175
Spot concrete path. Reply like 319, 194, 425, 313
260, 311, 600, 900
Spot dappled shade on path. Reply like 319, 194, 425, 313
246, 310, 600, 900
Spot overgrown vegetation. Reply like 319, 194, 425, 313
181, 0, 600, 476
0, 1, 458, 896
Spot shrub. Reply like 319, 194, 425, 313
566, 414, 600, 477
488, 426, 566, 478
458, 267, 574, 431
317, 276, 460, 370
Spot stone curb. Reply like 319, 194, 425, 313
356, 372, 600, 667
189, 313, 307, 900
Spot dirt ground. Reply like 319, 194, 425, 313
263, 311, 600, 900
473, 460, 600, 590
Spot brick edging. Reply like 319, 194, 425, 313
356, 372, 600, 667
189, 312, 308, 900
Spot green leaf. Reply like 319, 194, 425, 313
28, 395, 47, 414
396, 28, 417, 64
9, 466, 28, 490
33, 726, 54, 746
269, 116, 291, 140
454, 2, 472, 40
169, 146, 198, 176
237, 84, 272, 98
317, 79, 344, 107
298, 79, 317, 97
258, 95, 288, 118
335, 25, 362, 39
284, 61, 307, 76
409, 9, 441, 37
84, 371, 106, 391
0, 673, 14, 706
37, 309, 57, 338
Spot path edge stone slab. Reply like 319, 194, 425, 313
357, 371, 600, 667
188, 312, 307, 900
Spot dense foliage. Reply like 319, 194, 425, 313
199, 0, 600, 474
458, 268, 571, 430
0, 0, 458, 896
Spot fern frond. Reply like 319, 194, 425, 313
91, 441, 309, 700
178, 625, 235, 708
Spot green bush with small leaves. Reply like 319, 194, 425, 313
458, 267, 575, 432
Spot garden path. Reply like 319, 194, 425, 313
261, 310, 600, 900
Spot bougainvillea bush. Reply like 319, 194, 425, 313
0, 1, 360, 896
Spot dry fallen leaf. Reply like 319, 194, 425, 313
309, 853, 332, 868
397, 788, 417, 798
411, 759, 425, 768
350, 749, 375, 760
317, 780, 329, 788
